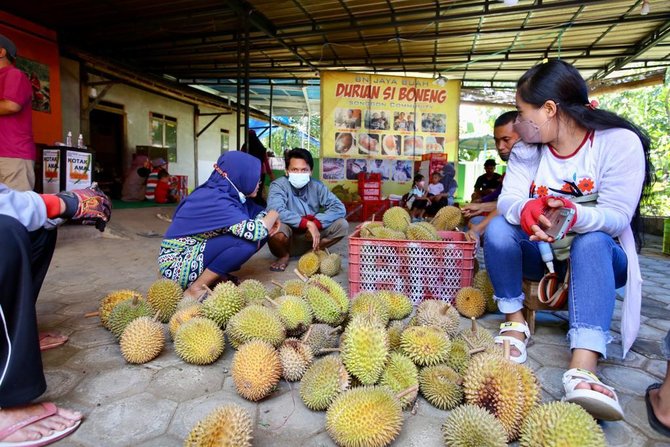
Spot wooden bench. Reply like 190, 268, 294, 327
521, 279, 568, 334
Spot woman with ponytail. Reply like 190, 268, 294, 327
483, 59, 653, 421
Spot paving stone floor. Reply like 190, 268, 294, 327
33, 208, 670, 446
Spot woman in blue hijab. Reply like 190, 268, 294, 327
158, 151, 280, 299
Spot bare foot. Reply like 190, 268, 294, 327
573, 379, 615, 398
270, 255, 289, 272
0, 403, 81, 443
649, 387, 670, 427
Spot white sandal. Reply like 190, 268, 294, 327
493, 321, 530, 364
562, 368, 624, 421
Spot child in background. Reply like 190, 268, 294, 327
407, 173, 429, 221
155, 170, 177, 204
427, 171, 450, 215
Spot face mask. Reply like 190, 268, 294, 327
288, 173, 311, 189
513, 116, 552, 144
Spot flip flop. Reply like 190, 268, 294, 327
38, 333, 68, 352
270, 262, 288, 272
646, 383, 670, 437
0, 402, 82, 447
562, 368, 624, 421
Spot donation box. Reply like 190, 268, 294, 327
42, 146, 94, 193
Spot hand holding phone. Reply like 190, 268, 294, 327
543, 206, 576, 240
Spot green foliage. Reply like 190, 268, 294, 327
262, 115, 321, 159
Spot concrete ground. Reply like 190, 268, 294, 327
32, 207, 670, 446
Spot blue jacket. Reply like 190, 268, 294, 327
267, 176, 345, 229
0, 184, 48, 231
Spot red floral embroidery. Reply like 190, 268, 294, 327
536, 185, 548, 197
561, 183, 573, 193
578, 178, 595, 193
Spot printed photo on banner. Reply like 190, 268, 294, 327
334, 132, 355, 155
16, 57, 51, 113
424, 136, 445, 153
346, 159, 368, 180
334, 108, 361, 129
391, 160, 413, 182
421, 113, 446, 133
357, 133, 380, 155
393, 111, 417, 131
381, 134, 401, 156
367, 159, 392, 180
403, 136, 424, 156
364, 110, 391, 131
322, 158, 345, 180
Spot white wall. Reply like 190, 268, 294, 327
60, 57, 80, 140
195, 105, 239, 185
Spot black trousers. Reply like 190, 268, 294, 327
0, 215, 57, 407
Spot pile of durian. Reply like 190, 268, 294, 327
99, 274, 605, 447
297, 249, 342, 278
331, 184, 360, 203
358, 206, 464, 241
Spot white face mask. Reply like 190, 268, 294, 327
288, 172, 311, 189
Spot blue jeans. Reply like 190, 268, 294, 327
483, 215, 628, 357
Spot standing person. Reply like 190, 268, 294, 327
241, 130, 275, 207
471, 159, 502, 202
145, 158, 168, 201
0, 34, 36, 191
267, 148, 348, 272
483, 59, 652, 421
159, 151, 280, 296
121, 155, 151, 202
0, 183, 110, 445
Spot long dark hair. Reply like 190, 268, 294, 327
517, 59, 654, 247
241, 130, 267, 162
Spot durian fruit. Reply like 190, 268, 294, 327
107, 296, 154, 339
445, 338, 471, 374
298, 251, 320, 277
383, 206, 411, 232
174, 317, 225, 365
184, 404, 252, 447
441, 404, 508, 447
349, 291, 390, 326
406, 222, 440, 241
325, 386, 403, 447
231, 340, 282, 401
320, 253, 342, 277
458, 318, 495, 352
301, 323, 341, 356
473, 270, 497, 313
283, 279, 307, 297
515, 362, 541, 427
341, 316, 389, 385
300, 355, 350, 411
360, 221, 384, 238
99, 290, 143, 329
279, 338, 314, 381
268, 284, 284, 300
119, 316, 165, 364
315, 249, 329, 261
415, 299, 460, 337
238, 279, 267, 306
177, 296, 199, 310
418, 364, 463, 410
303, 274, 349, 325
368, 226, 406, 240
387, 321, 405, 352
464, 353, 527, 441
201, 281, 245, 328
519, 402, 606, 447
455, 287, 486, 318
378, 290, 413, 320
227, 304, 286, 349
274, 295, 313, 336
146, 278, 182, 323
400, 325, 451, 367
168, 303, 202, 339
378, 352, 419, 409
432, 206, 463, 231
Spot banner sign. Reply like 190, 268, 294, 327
66, 150, 92, 191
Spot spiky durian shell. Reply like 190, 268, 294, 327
360, 221, 384, 238
174, 317, 225, 365
184, 404, 252, 447
400, 325, 451, 367
107, 297, 154, 339
279, 338, 314, 381
227, 304, 286, 349
415, 300, 460, 337
382, 206, 411, 232
515, 362, 541, 425
304, 274, 349, 325
100, 289, 142, 329
168, 303, 202, 340
519, 402, 606, 447
301, 323, 341, 356
387, 320, 405, 352
457, 325, 495, 352
418, 364, 463, 410
378, 352, 418, 409
432, 206, 463, 231
368, 226, 406, 240
320, 253, 342, 277
406, 222, 440, 241
231, 340, 282, 401
473, 270, 497, 313
238, 279, 267, 306
298, 252, 320, 277
119, 316, 164, 364
341, 316, 389, 385
442, 404, 508, 447
146, 278, 182, 323
378, 291, 413, 320
349, 291, 390, 327
283, 279, 307, 297
455, 287, 486, 319
275, 295, 313, 336
445, 338, 471, 374
300, 355, 350, 411
325, 386, 403, 447
201, 281, 245, 328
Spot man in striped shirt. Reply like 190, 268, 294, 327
145, 158, 167, 201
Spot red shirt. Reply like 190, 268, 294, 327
154, 180, 170, 203
0, 65, 35, 160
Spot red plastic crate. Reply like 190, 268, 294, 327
348, 229, 475, 304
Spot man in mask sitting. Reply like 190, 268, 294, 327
267, 148, 348, 271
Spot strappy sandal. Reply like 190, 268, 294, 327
494, 321, 530, 364
562, 368, 624, 421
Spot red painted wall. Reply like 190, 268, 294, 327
0, 11, 62, 146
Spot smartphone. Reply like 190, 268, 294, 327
544, 207, 575, 240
